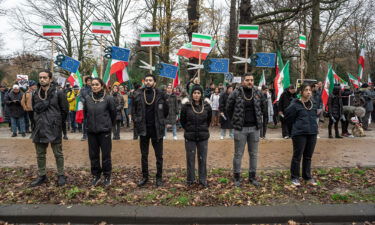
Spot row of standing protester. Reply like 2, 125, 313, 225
27, 71, 319, 189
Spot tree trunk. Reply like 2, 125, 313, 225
164, 0, 171, 62
228, 0, 237, 73
187, 0, 200, 80
64, 0, 73, 57
306, 0, 321, 79
239, 0, 252, 73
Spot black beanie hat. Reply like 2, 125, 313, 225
190, 84, 203, 98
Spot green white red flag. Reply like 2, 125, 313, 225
368, 76, 373, 86
238, 24, 259, 40
192, 33, 212, 48
140, 32, 161, 46
273, 50, 285, 103
103, 59, 112, 86
274, 61, 290, 102
42, 24, 62, 37
333, 71, 348, 89
173, 57, 180, 88
299, 34, 306, 49
322, 66, 335, 111
91, 67, 98, 78
72, 71, 84, 124
358, 45, 365, 81
176, 40, 216, 60
258, 70, 266, 87
91, 21, 112, 34
348, 73, 360, 89
110, 59, 129, 83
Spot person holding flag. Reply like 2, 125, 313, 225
84, 78, 116, 186
133, 74, 169, 187
30, 70, 69, 187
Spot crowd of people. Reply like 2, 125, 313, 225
0, 71, 374, 188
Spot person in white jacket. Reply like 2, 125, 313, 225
210, 87, 220, 126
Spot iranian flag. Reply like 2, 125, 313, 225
74, 71, 84, 124
238, 24, 259, 40
299, 34, 307, 49
103, 59, 112, 86
273, 51, 285, 103
368, 76, 373, 86
140, 32, 161, 46
173, 58, 180, 88
91, 67, 98, 78
176, 40, 216, 60
274, 61, 290, 102
42, 25, 62, 37
92, 21, 112, 34
258, 70, 266, 87
192, 33, 212, 48
358, 45, 365, 81
348, 73, 360, 89
322, 66, 335, 111
110, 59, 129, 83
333, 71, 348, 89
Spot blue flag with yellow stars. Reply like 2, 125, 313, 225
205, 58, 229, 73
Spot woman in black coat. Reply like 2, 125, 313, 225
84, 78, 116, 187
328, 85, 343, 138
285, 83, 318, 187
180, 85, 212, 187
111, 85, 124, 140
219, 85, 234, 139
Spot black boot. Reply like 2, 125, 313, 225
233, 173, 241, 187
103, 176, 111, 187
138, 177, 149, 187
249, 172, 260, 187
156, 177, 163, 187
57, 175, 66, 186
30, 175, 48, 187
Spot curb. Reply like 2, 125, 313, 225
0, 204, 374, 224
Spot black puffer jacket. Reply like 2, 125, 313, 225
278, 90, 297, 114
5, 90, 24, 118
226, 86, 265, 130
132, 88, 169, 139
180, 99, 212, 141
84, 91, 116, 133
32, 83, 69, 144
284, 99, 318, 137
328, 94, 342, 120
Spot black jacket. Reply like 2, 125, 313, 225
112, 92, 124, 121
278, 90, 297, 114
84, 91, 116, 133
32, 84, 69, 144
226, 86, 265, 130
219, 92, 233, 129
132, 88, 169, 139
180, 99, 212, 141
328, 94, 343, 120
284, 99, 318, 137
5, 90, 24, 118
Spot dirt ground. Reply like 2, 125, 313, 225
0, 124, 374, 170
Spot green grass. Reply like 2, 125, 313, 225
66, 186, 83, 199
331, 193, 349, 201
218, 177, 229, 184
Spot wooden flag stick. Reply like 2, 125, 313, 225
245, 39, 249, 74
300, 49, 304, 82
198, 47, 202, 81
51, 37, 55, 73
99, 35, 104, 79
149, 46, 153, 74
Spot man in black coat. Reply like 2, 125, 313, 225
132, 74, 169, 187
278, 85, 297, 138
30, 70, 69, 187
5, 84, 26, 137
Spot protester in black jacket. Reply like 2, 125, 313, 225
219, 85, 234, 139
328, 84, 343, 138
180, 85, 212, 187
111, 85, 124, 140
5, 85, 26, 137
30, 71, 69, 187
132, 74, 169, 187
278, 85, 297, 138
285, 83, 318, 187
84, 78, 116, 186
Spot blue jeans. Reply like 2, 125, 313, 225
220, 129, 234, 138
165, 124, 177, 137
69, 111, 77, 131
11, 117, 25, 134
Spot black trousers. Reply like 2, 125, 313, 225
88, 132, 112, 177
291, 134, 317, 180
112, 120, 121, 138
363, 111, 371, 130
341, 119, 349, 134
260, 115, 268, 138
328, 118, 340, 136
139, 127, 163, 179
62, 120, 67, 136
185, 140, 208, 183
28, 111, 35, 132
280, 117, 289, 137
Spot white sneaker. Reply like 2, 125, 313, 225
291, 179, 301, 186
220, 136, 224, 140
163, 136, 166, 140
173, 136, 177, 140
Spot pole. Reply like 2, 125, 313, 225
100, 35, 104, 79
300, 49, 304, 83
51, 37, 54, 73
198, 47, 202, 81
244, 39, 249, 74
149, 47, 153, 74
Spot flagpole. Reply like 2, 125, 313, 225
100, 35, 104, 79
245, 39, 248, 73
149, 46, 153, 74
198, 47, 202, 81
51, 37, 54, 73
300, 49, 304, 83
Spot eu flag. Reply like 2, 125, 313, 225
157, 63, 178, 79
205, 58, 229, 73
255, 53, 276, 68
111, 46, 131, 62
57, 56, 80, 73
